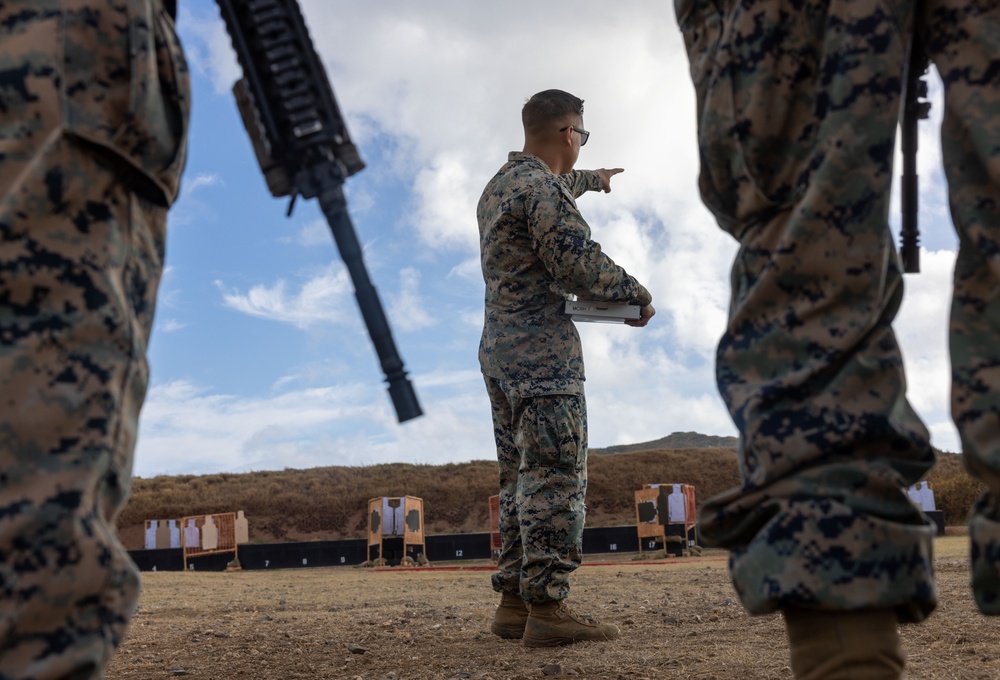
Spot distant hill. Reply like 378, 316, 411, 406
118, 447, 743, 549
594, 431, 738, 455
117, 435, 976, 550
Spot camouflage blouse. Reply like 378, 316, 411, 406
478, 152, 651, 392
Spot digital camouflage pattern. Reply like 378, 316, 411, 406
0, 1, 189, 678
479, 151, 650, 602
486, 376, 588, 603
675, 0, 1000, 621
479, 152, 651, 387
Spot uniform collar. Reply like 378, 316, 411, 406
507, 151, 552, 174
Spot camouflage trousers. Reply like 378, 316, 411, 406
0, 1, 188, 678
484, 376, 588, 603
674, 0, 1000, 621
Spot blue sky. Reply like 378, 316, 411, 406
134, 0, 961, 478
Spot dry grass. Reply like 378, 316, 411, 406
118, 446, 981, 550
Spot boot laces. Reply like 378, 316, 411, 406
561, 603, 597, 624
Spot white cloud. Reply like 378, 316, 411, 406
182, 172, 223, 196
412, 152, 483, 251
578, 319, 734, 446
389, 267, 436, 332
895, 248, 959, 452
449, 257, 483, 286
156, 266, 184, 312
177, 4, 240, 94
215, 264, 354, 329
270, 360, 352, 391
158, 319, 187, 333
144, 1, 970, 478
135, 373, 496, 476
288, 218, 332, 248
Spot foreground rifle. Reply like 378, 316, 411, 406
216, 0, 422, 422
900, 35, 931, 274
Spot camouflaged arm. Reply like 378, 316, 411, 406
529, 180, 650, 306
558, 170, 603, 199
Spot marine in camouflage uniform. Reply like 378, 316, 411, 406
479, 91, 652, 609
674, 0, 1000, 673
0, 1, 189, 677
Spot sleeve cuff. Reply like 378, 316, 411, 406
587, 171, 603, 192
634, 284, 652, 307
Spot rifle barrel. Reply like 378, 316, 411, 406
900, 39, 929, 274
312, 169, 423, 423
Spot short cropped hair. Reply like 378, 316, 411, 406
521, 89, 584, 135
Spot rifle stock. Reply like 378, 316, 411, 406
216, 0, 422, 423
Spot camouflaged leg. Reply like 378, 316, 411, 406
0, 136, 163, 680
0, 1, 188, 677
515, 390, 588, 603
487, 380, 588, 603
485, 376, 524, 596
675, 0, 937, 620
924, 0, 1000, 615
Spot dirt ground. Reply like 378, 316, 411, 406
106, 536, 1000, 680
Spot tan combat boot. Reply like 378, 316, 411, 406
784, 607, 905, 680
491, 591, 529, 639
522, 600, 619, 647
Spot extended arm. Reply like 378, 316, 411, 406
559, 168, 625, 197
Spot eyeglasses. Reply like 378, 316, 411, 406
559, 125, 590, 146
